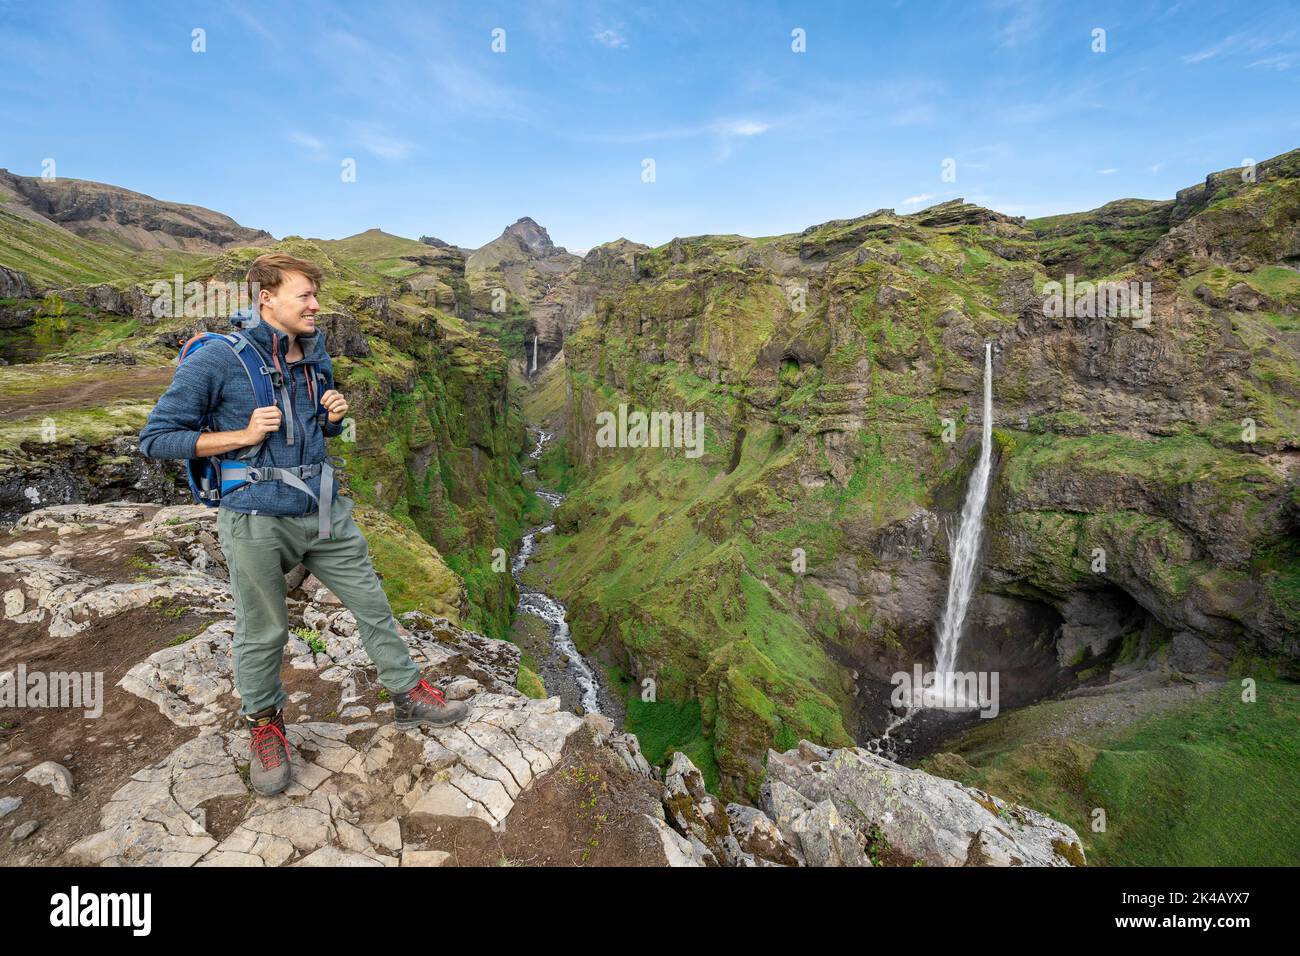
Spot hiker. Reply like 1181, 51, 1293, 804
139, 252, 468, 796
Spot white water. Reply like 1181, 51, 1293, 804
514, 430, 602, 714
531, 335, 538, 375
867, 344, 995, 757
932, 341, 994, 694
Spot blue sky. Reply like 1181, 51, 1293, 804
1, 0, 1297, 251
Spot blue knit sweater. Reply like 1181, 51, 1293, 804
139, 313, 344, 515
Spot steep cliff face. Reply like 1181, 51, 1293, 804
539, 150, 1300, 799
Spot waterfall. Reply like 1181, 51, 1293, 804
932, 342, 994, 696
531, 334, 538, 375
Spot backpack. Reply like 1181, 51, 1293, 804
175, 329, 338, 538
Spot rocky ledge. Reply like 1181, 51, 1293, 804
0, 503, 1083, 866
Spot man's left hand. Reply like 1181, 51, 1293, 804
321, 389, 349, 423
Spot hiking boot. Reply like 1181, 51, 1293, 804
393, 677, 468, 729
244, 706, 293, 796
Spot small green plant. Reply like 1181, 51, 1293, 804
149, 597, 187, 619
166, 629, 201, 647
864, 823, 894, 866
291, 626, 328, 655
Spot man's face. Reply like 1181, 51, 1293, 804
259, 271, 320, 337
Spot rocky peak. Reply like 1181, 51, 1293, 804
910, 198, 1027, 230
502, 216, 561, 257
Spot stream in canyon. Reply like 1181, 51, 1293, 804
515, 429, 618, 718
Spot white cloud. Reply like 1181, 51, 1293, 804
593, 27, 627, 48
713, 119, 769, 137
1097, 167, 1118, 175
1249, 54, 1295, 70
1182, 31, 1280, 65
902, 193, 936, 206
287, 131, 325, 152
994, 0, 1041, 48
581, 117, 771, 146
350, 124, 415, 161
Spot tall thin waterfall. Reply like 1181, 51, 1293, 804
531, 335, 538, 375
933, 342, 994, 687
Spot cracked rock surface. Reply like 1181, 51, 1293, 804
2, 503, 1086, 867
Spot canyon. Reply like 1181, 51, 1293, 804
0, 149, 1297, 865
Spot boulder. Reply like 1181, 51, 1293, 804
764, 741, 1086, 866
0, 265, 33, 299
662, 751, 742, 866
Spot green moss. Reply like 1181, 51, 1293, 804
926, 681, 1300, 866
515, 663, 547, 699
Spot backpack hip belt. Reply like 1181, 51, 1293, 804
219, 458, 340, 540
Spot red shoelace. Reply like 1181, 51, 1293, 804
250, 715, 289, 769
408, 678, 447, 707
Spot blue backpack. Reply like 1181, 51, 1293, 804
176, 330, 280, 506
175, 328, 339, 538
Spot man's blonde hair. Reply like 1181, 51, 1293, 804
246, 253, 322, 294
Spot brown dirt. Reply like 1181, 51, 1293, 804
401, 728, 667, 867
0, 604, 213, 864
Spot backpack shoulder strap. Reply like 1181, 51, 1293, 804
216, 332, 279, 462
223, 332, 277, 409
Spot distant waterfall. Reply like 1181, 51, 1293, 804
933, 342, 994, 690
531, 335, 538, 375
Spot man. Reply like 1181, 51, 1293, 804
140, 253, 467, 796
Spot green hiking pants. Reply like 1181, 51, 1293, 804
217, 495, 421, 717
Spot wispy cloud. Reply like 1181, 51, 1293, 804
1097, 167, 1118, 175
993, 0, 1041, 48
227, 2, 277, 46
902, 192, 936, 206
579, 116, 771, 145
1182, 30, 1287, 64
1249, 53, 1295, 70
714, 119, 769, 137
593, 26, 627, 48
349, 124, 415, 161
319, 22, 539, 126
287, 131, 325, 153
